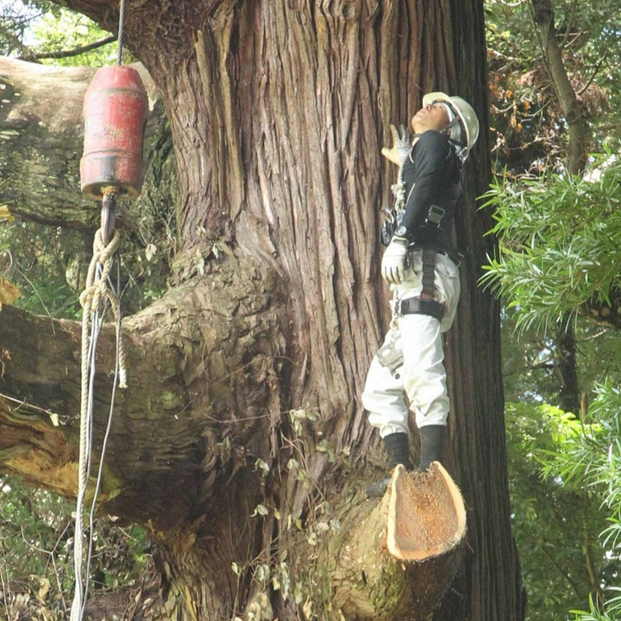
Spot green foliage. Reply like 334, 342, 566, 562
0, 1, 47, 57
0, 0, 116, 67
485, 0, 621, 174
481, 154, 621, 333
501, 308, 560, 406
0, 475, 151, 620
548, 384, 621, 533
536, 383, 621, 621
505, 401, 616, 621
0, 216, 172, 321
494, 171, 621, 619
31, 8, 116, 67
0, 220, 84, 319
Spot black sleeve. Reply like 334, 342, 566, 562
400, 131, 452, 232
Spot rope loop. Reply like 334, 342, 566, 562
79, 227, 126, 386
79, 229, 121, 312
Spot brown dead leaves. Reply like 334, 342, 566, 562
0, 278, 21, 307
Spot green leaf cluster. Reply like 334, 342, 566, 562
0, 476, 150, 619
481, 154, 621, 333
540, 384, 621, 620
30, 8, 116, 67
0, 220, 84, 319
0, 0, 116, 67
506, 400, 618, 620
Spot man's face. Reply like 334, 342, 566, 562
411, 102, 451, 133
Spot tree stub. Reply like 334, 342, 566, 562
333, 463, 466, 620
387, 462, 466, 562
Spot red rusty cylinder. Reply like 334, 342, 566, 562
80, 65, 148, 201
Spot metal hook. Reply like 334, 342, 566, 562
101, 192, 117, 246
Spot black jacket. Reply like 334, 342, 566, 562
400, 130, 461, 254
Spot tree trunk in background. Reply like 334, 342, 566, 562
0, 1, 525, 619
531, 0, 589, 175
530, 2, 604, 611
556, 315, 581, 415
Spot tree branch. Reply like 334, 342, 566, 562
530, 0, 590, 175
18, 35, 116, 61
0, 248, 288, 530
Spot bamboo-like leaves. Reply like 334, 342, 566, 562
481, 153, 621, 333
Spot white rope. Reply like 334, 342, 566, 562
81, 260, 123, 618
70, 230, 125, 621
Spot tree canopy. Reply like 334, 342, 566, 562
484, 1, 621, 619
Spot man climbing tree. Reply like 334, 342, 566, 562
364, 93, 479, 497
0, 1, 526, 619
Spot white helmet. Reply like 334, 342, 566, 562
422, 92, 480, 160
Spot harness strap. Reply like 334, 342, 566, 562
401, 296, 445, 321
400, 247, 446, 320
421, 247, 437, 300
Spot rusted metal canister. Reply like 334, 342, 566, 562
80, 65, 148, 201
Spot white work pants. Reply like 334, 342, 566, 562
362, 250, 460, 437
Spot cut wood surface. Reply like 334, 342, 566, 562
387, 462, 467, 561
331, 464, 467, 620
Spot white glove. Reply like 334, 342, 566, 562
381, 124, 412, 167
381, 236, 409, 284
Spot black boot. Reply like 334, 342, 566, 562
366, 433, 412, 498
384, 432, 412, 470
419, 425, 446, 472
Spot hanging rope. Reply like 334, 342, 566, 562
71, 2, 130, 617
70, 230, 127, 621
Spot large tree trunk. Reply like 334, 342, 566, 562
0, 1, 525, 620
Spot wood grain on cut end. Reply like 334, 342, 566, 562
387, 463, 467, 561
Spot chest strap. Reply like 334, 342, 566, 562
401, 247, 445, 320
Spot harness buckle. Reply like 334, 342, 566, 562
426, 204, 445, 226
376, 338, 404, 375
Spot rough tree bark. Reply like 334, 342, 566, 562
0, 1, 525, 620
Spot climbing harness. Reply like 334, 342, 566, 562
70, 0, 147, 618
375, 246, 446, 377
400, 248, 446, 321
381, 175, 407, 247
380, 145, 448, 247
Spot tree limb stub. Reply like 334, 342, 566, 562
334, 465, 467, 620
0, 57, 164, 229
0, 249, 287, 530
